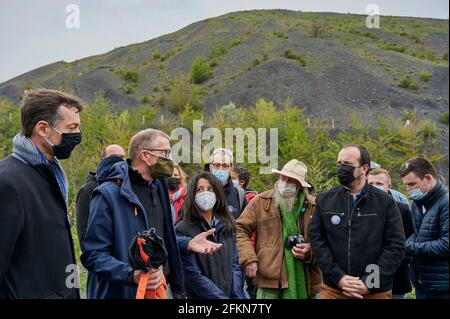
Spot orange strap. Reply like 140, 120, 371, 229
136, 272, 168, 299
135, 237, 167, 299
136, 271, 149, 299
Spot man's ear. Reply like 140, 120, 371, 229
137, 150, 147, 162
35, 121, 49, 138
363, 164, 370, 175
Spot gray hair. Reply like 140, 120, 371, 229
128, 128, 169, 160
211, 147, 233, 163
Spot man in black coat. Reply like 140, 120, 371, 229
207, 148, 247, 219
368, 168, 414, 299
310, 144, 405, 299
75, 144, 125, 246
0, 89, 83, 299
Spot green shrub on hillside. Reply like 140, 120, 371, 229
229, 38, 243, 48
167, 74, 204, 111
440, 112, 449, 125
283, 49, 306, 66
191, 56, 212, 84
380, 42, 407, 53
116, 69, 139, 94
399, 76, 419, 90
419, 70, 432, 82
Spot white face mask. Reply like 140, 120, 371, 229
195, 191, 217, 211
232, 179, 241, 188
278, 180, 298, 197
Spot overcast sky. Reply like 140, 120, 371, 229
0, 0, 448, 83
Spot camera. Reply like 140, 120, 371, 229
285, 234, 305, 249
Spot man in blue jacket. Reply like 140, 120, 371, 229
400, 156, 449, 299
81, 128, 222, 299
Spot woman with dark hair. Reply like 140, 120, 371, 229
175, 171, 245, 299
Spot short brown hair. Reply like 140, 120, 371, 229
342, 144, 371, 167
400, 156, 437, 179
128, 128, 169, 160
368, 168, 392, 184
20, 89, 83, 137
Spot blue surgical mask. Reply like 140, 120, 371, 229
408, 179, 428, 201
232, 179, 241, 188
212, 169, 229, 183
409, 188, 427, 201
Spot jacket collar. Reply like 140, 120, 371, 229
96, 156, 125, 181
222, 177, 233, 194
339, 180, 370, 196
199, 215, 225, 235
413, 180, 447, 208
102, 160, 150, 223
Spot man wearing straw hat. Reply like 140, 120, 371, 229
236, 159, 322, 299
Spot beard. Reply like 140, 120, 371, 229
273, 181, 298, 212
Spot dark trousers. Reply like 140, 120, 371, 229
245, 275, 257, 299
416, 288, 449, 300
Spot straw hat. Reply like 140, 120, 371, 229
271, 159, 311, 188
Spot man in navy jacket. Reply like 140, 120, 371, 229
400, 156, 449, 299
81, 129, 221, 299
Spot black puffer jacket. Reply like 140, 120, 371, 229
406, 181, 449, 293
310, 182, 405, 293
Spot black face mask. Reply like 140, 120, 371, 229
337, 164, 362, 187
168, 177, 180, 191
52, 132, 82, 159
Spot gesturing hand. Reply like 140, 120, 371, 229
188, 228, 222, 254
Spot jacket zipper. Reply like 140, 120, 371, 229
347, 192, 352, 274
347, 192, 366, 274
357, 211, 377, 217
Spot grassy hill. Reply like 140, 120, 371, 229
0, 10, 448, 127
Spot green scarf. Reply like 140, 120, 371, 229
279, 191, 308, 299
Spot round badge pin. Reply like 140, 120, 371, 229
331, 215, 341, 225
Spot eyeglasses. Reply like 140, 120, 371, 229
211, 163, 231, 170
146, 148, 171, 159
